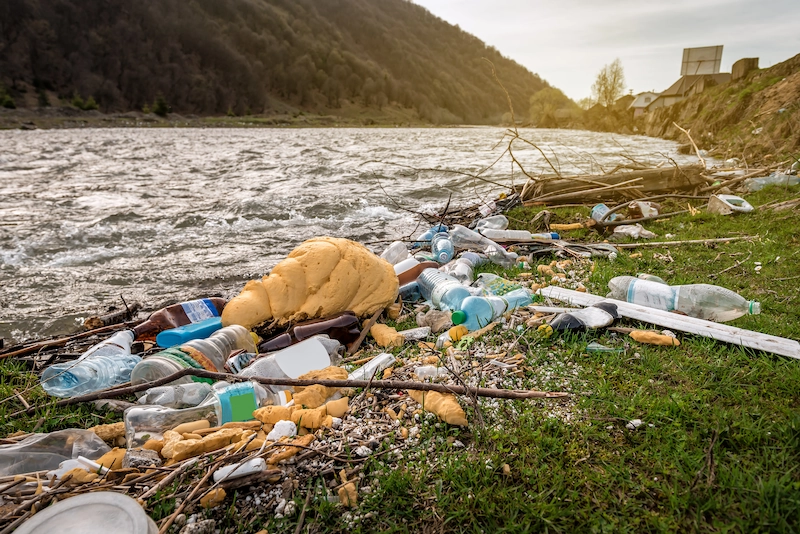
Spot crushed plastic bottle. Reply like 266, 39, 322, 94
743, 172, 800, 192
417, 268, 472, 311
430, 232, 455, 263
449, 225, 518, 268
441, 252, 486, 284
133, 298, 227, 341
607, 276, 760, 322
41, 330, 140, 398
137, 382, 214, 408
474, 214, 509, 230
451, 288, 533, 331
412, 224, 448, 249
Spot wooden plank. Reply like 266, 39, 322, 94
537, 286, 800, 360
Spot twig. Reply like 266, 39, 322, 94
294, 487, 314, 534
709, 252, 752, 279
346, 308, 383, 355
672, 122, 707, 171
0, 320, 140, 359
158, 461, 222, 534
613, 235, 757, 249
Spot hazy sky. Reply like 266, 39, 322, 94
414, 0, 800, 101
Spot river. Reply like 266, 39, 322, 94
0, 127, 699, 343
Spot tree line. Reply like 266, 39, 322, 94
0, 0, 550, 123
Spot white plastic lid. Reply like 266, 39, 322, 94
13, 492, 157, 534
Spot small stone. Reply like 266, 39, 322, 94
354, 446, 372, 457
180, 519, 216, 534
626, 419, 644, 430
122, 448, 162, 470
502, 464, 511, 476
174, 514, 186, 528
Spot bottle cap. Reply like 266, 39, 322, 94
451, 310, 467, 325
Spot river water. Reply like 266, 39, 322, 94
0, 127, 697, 343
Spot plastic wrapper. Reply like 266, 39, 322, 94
0, 429, 111, 476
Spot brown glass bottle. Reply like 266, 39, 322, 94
133, 298, 227, 341
257, 311, 361, 353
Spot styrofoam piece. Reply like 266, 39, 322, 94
212, 458, 267, 483
266, 420, 297, 441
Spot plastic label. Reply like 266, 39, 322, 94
181, 299, 219, 323
627, 280, 677, 311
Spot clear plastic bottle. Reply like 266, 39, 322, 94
130, 325, 256, 387
41, 330, 140, 398
449, 225, 518, 268
124, 380, 289, 447
441, 257, 475, 284
137, 382, 214, 408
607, 276, 761, 322
451, 288, 533, 331
430, 232, 455, 263
399, 281, 422, 302
416, 268, 472, 311
474, 214, 509, 231
379, 241, 410, 265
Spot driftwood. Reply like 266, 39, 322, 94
83, 302, 141, 330
0, 320, 141, 361
519, 164, 707, 205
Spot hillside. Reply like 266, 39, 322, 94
0, 0, 549, 124
644, 53, 800, 163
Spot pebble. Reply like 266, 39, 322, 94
354, 445, 372, 457
626, 419, 644, 430
179, 519, 216, 534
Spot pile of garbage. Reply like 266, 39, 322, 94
0, 195, 797, 533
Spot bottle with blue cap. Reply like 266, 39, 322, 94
451, 288, 533, 331
416, 268, 472, 311
412, 224, 448, 249
430, 232, 455, 263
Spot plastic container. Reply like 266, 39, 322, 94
348, 353, 395, 381
607, 276, 760, 322
474, 214, 509, 230
12, 492, 158, 534
238, 337, 336, 391
395, 258, 441, 286
430, 232, 455, 263
451, 288, 533, 331
137, 382, 214, 408
133, 298, 226, 341
416, 268, 472, 311
129, 350, 210, 389
125, 380, 286, 447
449, 225, 518, 268
41, 330, 140, 398
155, 316, 223, 348
591, 203, 617, 223
379, 241, 410, 265
180, 325, 257, 372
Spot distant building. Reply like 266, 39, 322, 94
732, 58, 759, 81
628, 92, 659, 118
647, 73, 731, 111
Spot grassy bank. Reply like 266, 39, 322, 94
1, 185, 799, 533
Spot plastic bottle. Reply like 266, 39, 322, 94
474, 214, 509, 231
130, 325, 256, 387
133, 298, 227, 341
416, 268, 472, 311
449, 225, 518, 268
412, 224, 448, 249
743, 172, 800, 192
607, 276, 760, 322
137, 382, 214, 408
41, 330, 139, 398
379, 241, 410, 265
451, 288, 533, 331
441, 252, 486, 284
257, 312, 360, 354
399, 281, 422, 302
124, 380, 289, 447
156, 317, 223, 348
591, 204, 617, 223
478, 229, 560, 241
430, 233, 455, 263
237, 337, 337, 391
637, 273, 667, 284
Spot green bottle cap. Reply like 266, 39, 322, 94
451, 310, 467, 325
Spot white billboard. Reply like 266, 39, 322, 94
681, 46, 723, 76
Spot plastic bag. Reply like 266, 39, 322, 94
611, 224, 656, 240
0, 429, 111, 476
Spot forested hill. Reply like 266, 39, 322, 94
0, 0, 550, 123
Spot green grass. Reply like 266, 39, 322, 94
2, 185, 799, 533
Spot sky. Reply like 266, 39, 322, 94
413, 0, 800, 101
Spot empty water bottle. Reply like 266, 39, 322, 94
416, 268, 472, 311
451, 288, 533, 331
412, 224, 448, 249
449, 225, 517, 268
430, 232, 455, 263
607, 276, 760, 322
137, 382, 214, 408
41, 330, 140, 398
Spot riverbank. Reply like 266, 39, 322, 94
1, 182, 798, 532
